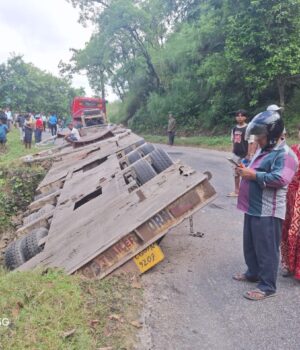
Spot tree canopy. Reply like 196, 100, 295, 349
0, 55, 84, 116
65, 0, 300, 133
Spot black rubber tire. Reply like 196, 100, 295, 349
23, 212, 40, 225
132, 159, 156, 185
5, 239, 26, 270
149, 147, 173, 174
127, 150, 142, 165
23, 204, 55, 225
123, 145, 133, 155
135, 139, 145, 147
22, 227, 49, 261
139, 143, 155, 156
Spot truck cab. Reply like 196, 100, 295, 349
71, 97, 107, 127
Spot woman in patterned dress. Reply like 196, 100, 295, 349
281, 125, 300, 280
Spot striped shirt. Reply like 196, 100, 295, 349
237, 141, 298, 219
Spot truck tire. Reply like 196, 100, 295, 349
127, 150, 142, 165
140, 143, 155, 156
135, 139, 145, 147
149, 147, 173, 174
23, 204, 55, 225
132, 159, 156, 185
5, 239, 26, 270
22, 227, 49, 261
124, 146, 133, 155
23, 212, 40, 225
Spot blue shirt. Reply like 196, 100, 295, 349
237, 141, 298, 220
0, 124, 8, 141
49, 115, 57, 125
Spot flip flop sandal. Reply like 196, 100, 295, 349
243, 289, 276, 301
227, 192, 238, 197
232, 273, 259, 282
281, 268, 293, 277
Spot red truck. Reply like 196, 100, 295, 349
71, 96, 107, 126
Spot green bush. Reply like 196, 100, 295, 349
0, 165, 45, 233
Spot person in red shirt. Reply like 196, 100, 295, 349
34, 115, 43, 143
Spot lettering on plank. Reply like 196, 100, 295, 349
80, 233, 139, 278
137, 209, 173, 241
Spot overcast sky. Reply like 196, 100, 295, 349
0, 0, 95, 95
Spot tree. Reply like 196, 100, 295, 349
65, 0, 300, 132
0, 54, 83, 116
225, 0, 300, 107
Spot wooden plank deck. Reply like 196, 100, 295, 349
37, 132, 142, 191
18, 162, 216, 275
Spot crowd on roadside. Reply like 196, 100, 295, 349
0, 107, 67, 151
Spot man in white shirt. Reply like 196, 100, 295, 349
5, 107, 12, 130
65, 123, 81, 143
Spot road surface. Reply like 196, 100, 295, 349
138, 145, 300, 350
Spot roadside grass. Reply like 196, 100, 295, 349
0, 127, 50, 167
142, 134, 232, 151
0, 128, 51, 233
0, 268, 142, 350
0, 130, 143, 350
142, 134, 299, 151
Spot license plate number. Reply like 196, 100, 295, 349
133, 243, 164, 273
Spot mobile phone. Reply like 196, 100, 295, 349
226, 157, 240, 167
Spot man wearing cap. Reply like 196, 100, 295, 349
167, 112, 176, 146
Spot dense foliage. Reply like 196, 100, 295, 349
66, 0, 300, 134
0, 55, 84, 117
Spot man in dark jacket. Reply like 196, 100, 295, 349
167, 112, 176, 146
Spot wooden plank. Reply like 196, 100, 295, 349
28, 190, 61, 212
72, 130, 115, 148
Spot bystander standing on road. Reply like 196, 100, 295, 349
16, 113, 25, 142
0, 118, 9, 152
48, 113, 57, 136
34, 115, 43, 143
281, 124, 300, 280
0, 109, 7, 124
227, 110, 256, 197
23, 114, 34, 149
5, 107, 12, 130
167, 112, 176, 146
13, 111, 18, 127
233, 106, 298, 300
41, 113, 47, 131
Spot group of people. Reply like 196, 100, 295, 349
229, 105, 300, 301
0, 108, 66, 150
16, 112, 60, 149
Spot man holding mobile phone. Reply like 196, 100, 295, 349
233, 106, 298, 301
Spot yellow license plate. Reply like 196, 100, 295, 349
134, 243, 164, 273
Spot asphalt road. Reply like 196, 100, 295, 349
137, 145, 300, 350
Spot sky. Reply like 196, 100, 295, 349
0, 0, 95, 96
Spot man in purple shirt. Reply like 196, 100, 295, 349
232, 105, 298, 300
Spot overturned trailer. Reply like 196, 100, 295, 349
5, 127, 216, 278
